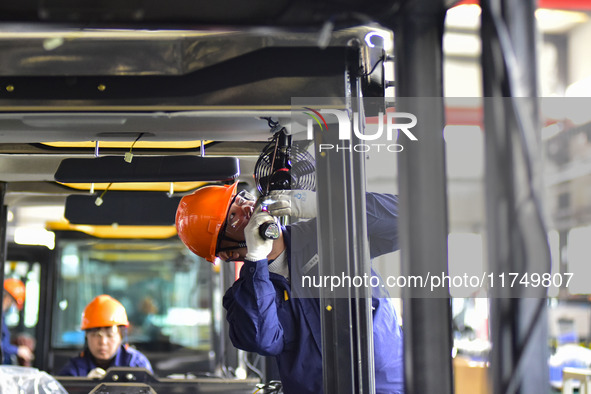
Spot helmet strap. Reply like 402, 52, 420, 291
216, 237, 247, 253
216, 224, 247, 256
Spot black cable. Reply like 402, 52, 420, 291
360, 55, 385, 78
242, 352, 264, 381
486, 1, 550, 293
131, 132, 145, 147
261, 117, 280, 130
482, 2, 551, 394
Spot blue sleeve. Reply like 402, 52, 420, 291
131, 351, 153, 373
57, 359, 79, 376
365, 192, 399, 258
57, 355, 89, 376
114, 346, 153, 374
1, 321, 18, 364
222, 260, 284, 356
289, 192, 398, 261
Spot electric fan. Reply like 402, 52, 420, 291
253, 122, 316, 240
253, 126, 316, 196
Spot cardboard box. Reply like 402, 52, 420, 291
454, 356, 490, 394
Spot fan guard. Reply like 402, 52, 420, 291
254, 131, 316, 195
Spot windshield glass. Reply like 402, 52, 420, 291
51, 236, 213, 356
4, 261, 40, 338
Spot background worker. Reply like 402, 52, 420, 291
2, 278, 34, 365
176, 183, 404, 394
58, 294, 153, 378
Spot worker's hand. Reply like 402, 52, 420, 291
267, 190, 316, 219
244, 206, 278, 262
15, 333, 36, 351
16, 345, 34, 362
87, 367, 106, 379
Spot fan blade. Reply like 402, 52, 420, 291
256, 174, 271, 194
291, 160, 315, 177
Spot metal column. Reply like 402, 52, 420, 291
0, 182, 7, 363
481, 0, 550, 393
315, 46, 375, 394
558, 230, 568, 299
391, 1, 454, 393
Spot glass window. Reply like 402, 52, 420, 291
4, 261, 41, 334
51, 237, 214, 355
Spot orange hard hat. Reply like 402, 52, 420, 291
81, 295, 129, 330
4, 278, 25, 310
176, 182, 238, 263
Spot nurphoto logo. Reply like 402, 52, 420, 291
302, 107, 418, 153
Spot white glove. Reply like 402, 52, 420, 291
87, 367, 106, 379
16, 346, 34, 362
244, 206, 278, 261
266, 190, 317, 219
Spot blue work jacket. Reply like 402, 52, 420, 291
1, 320, 19, 364
223, 193, 404, 394
58, 344, 153, 376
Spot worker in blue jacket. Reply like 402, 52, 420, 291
176, 183, 404, 394
58, 294, 153, 377
2, 278, 34, 365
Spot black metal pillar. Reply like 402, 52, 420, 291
481, 0, 550, 393
315, 45, 375, 394
0, 182, 7, 364
558, 230, 568, 299
35, 246, 52, 371
391, 1, 454, 394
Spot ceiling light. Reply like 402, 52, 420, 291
536, 8, 589, 34
443, 32, 481, 56
447, 4, 588, 35
14, 227, 55, 249
566, 75, 591, 97
446, 4, 481, 30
